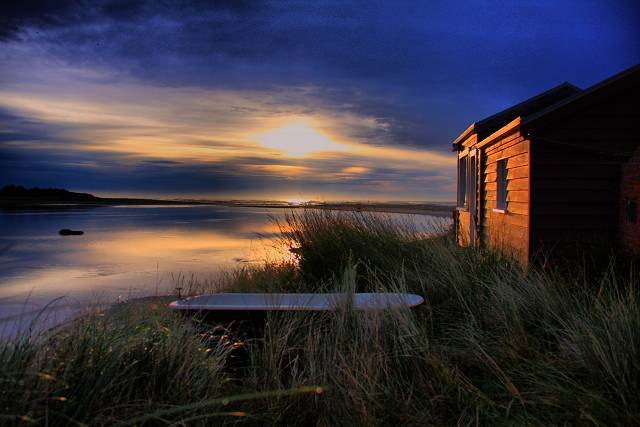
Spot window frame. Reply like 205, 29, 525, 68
626, 198, 637, 224
496, 158, 508, 211
458, 156, 467, 208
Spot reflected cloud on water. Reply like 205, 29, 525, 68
0, 205, 290, 336
0, 205, 448, 337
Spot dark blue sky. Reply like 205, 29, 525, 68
1, 0, 638, 201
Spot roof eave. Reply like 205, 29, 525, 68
451, 123, 475, 151
476, 117, 522, 149
474, 82, 581, 133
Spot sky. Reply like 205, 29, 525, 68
0, 1, 638, 202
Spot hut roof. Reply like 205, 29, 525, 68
452, 82, 580, 150
522, 64, 640, 127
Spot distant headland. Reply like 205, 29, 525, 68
0, 185, 454, 217
0, 185, 206, 208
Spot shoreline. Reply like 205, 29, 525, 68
1, 198, 454, 217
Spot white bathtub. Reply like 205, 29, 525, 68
169, 292, 424, 312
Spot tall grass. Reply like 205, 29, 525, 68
0, 300, 322, 425
272, 210, 640, 424
1, 209, 639, 425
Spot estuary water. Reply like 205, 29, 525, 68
0, 205, 448, 336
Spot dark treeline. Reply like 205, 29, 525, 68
1, 185, 98, 200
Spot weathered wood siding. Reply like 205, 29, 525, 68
529, 140, 621, 258
620, 146, 640, 253
456, 209, 471, 246
527, 79, 638, 258
530, 139, 621, 255
481, 130, 530, 262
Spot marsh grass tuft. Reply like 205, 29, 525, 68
1, 209, 639, 425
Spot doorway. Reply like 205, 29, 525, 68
468, 152, 477, 246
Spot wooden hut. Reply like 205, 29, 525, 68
453, 64, 640, 264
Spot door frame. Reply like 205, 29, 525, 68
468, 149, 478, 246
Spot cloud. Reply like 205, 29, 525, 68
5, 1, 638, 144
1, 0, 638, 200
341, 167, 370, 175
0, 64, 456, 200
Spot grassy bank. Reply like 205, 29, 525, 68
1, 210, 639, 425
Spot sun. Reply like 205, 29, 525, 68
257, 120, 344, 157
286, 198, 308, 205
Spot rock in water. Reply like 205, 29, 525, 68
59, 229, 84, 236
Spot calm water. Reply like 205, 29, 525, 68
0, 205, 448, 335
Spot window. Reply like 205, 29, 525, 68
626, 199, 637, 224
496, 159, 507, 210
458, 156, 467, 207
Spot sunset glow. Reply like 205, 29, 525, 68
0, 59, 457, 200
286, 198, 309, 204
0, 2, 636, 202
1, 2, 637, 422
257, 120, 346, 157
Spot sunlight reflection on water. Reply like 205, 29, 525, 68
0, 205, 290, 336
0, 205, 449, 337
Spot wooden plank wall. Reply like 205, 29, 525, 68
528, 83, 638, 257
530, 139, 621, 255
481, 131, 530, 263
620, 146, 640, 254
456, 210, 471, 246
